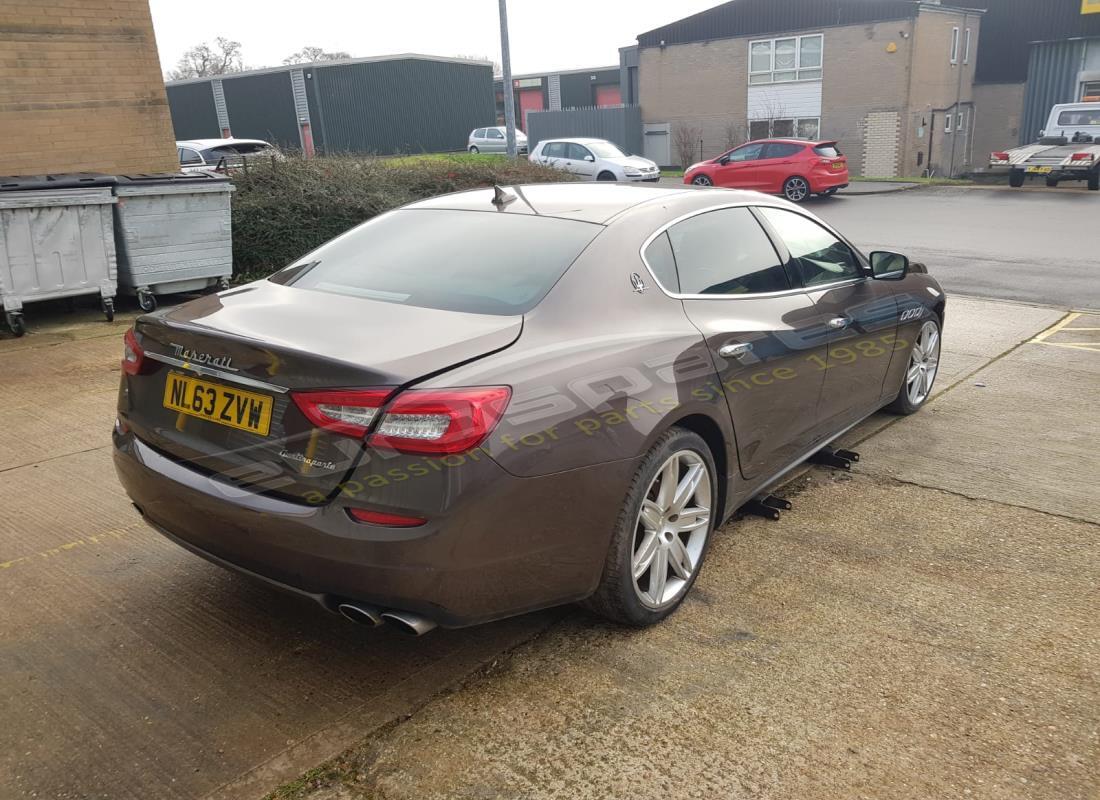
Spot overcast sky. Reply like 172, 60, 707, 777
148, 0, 719, 77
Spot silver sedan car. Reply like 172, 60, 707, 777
468, 126, 528, 154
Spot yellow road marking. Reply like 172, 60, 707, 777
1029, 340, 1100, 353
1031, 312, 1082, 343
0, 522, 144, 572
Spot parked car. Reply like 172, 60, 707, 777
684, 139, 849, 202
989, 103, 1100, 190
530, 138, 661, 182
114, 183, 944, 635
468, 126, 528, 154
177, 139, 279, 175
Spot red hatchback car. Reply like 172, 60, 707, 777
683, 139, 849, 202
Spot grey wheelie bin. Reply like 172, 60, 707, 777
112, 173, 235, 312
0, 174, 119, 336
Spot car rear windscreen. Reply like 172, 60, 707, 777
813, 144, 841, 157
1056, 110, 1100, 126
277, 209, 602, 315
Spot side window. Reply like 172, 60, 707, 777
763, 143, 804, 159
544, 142, 565, 158
487, 129, 504, 139
666, 207, 790, 295
568, 143, 592, 160
179, 148, 201, 165
726, 142, 765, 162
758, 207, 862, 288
474, 128, 486, 138
643, 232, 680, 293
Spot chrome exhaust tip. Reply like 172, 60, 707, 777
379, 610, 437, 636
336, 602, 384, 627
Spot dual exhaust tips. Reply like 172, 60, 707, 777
336, 602, 437, 636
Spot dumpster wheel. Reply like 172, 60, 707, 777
6, 311, 25, 337
137, 290, 157, 313
102, 298, 115, 322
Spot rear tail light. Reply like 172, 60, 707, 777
121, 328, 148, 376
1070, 152, 1094, 162
290, 389, 391, 438
290, 386, 512, 455
346, 507, 426, 527
371, 387, 512, 454
991, 151, 1010, 163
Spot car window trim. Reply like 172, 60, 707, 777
638, 201, 868, 300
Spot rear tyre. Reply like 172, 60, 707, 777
1045, 176, 1059, 188
691, 175, 713, 186
6, 312, 25, 337
583, 427, 717, 627
886, 318, 941, 415
1009, 170, 1025, 188
597, 171, 617, 182
1089, 172, 1099, 191
782, 176, 810, 203
468, 146, 479, 154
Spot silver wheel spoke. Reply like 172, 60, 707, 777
668, 535, 693, 579
671, 463, 704, 514
648, 547, 669, 603
639, 500, 662, 532
674, 506, 709, 532
907, 362, 921, 385
656, 457, 679, 509
633, 531, 659, 579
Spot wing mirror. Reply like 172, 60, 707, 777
717, 155, 730, 165
869, 251, 909, 280
584, 155, 595, 162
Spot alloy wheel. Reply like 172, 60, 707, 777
631, 449, 713, 609
692, 175, 713, 186
906, 320, 941, 405
784, 177, 809, 202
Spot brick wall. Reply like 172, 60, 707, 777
638, 38, 750, 164
0, 0, 177, 175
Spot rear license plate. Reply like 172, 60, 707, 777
1025, 166, 1053, 174
162, 372, 273, 436
831, 162, 844, 171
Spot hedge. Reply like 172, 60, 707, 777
230, 154, 571, 280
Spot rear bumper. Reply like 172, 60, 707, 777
811, 172, 850, 191
113, 432, 627, 628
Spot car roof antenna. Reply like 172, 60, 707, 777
491, 185, 517, 209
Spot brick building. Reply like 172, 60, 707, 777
633, 0, 982, 176
0, 0, 177, 175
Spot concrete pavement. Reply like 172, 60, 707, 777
268, 300, 1099, 800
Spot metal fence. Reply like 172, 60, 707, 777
526, 105, 643, 156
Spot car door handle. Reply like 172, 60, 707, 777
827, 317, 850, 330
718, 343, 753, 358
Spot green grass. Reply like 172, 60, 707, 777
382, 152, 508, 167
661, 169, 685, 178
852, 175, 973, 185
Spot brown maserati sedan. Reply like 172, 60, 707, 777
114, 183, 944, 635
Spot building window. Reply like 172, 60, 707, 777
956, 110, 966, 132
1082, 80, 1100, 101
749, 117, 821, 140
944, 113, 953, 134
950, 27, 959, 64
963, 28, 971, 64
749, 34, 823, 84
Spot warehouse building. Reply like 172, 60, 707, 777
494, 66, 623, 130
166, 54, 494, 156
963, 0, 1100, 162
634, 0, 983, 176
